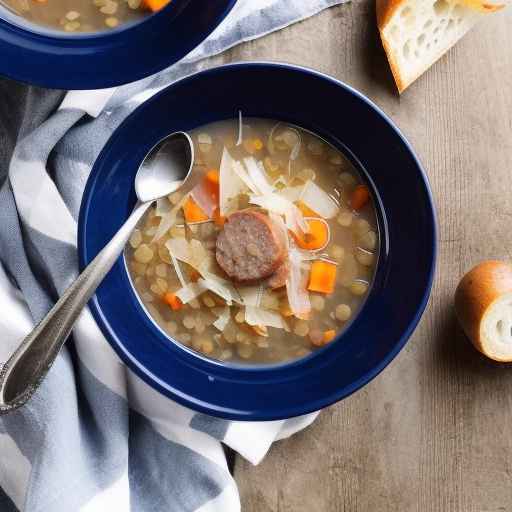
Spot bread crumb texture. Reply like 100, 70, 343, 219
377, 0, 503, 92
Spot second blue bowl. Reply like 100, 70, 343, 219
0, 0, 237, 89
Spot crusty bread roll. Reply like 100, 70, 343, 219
455, 260, 512, 362
377, 0, 504, 93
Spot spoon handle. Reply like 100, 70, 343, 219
0, 201, 151, 414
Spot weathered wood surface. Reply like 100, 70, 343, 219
208, 3, 512, 511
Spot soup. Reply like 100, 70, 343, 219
126, 118, 379, 364
0, 0, 164, 32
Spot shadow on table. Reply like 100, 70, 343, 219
349, 0, 397, 97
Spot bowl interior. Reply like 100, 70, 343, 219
122, 120, 385, 369
78, 63, 437, 420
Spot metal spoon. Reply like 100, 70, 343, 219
0, 131, 195, 414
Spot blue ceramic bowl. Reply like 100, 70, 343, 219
0, 0, 236, 89
78, 62, 437, 421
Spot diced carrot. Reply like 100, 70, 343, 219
203, 171, 220, 204
297, 201, 320, 218
183, 196, 209, 223
163, 292, 183, 311
323, 329, 336, 343
186, 173, 219, 222
189, 269, 201, 282
143, 0, 170, 12
213, 207, 226, 227
292, 218, 329, 251
351, 185, 370, 211
308, 260, 337, 295
205, 169, 219, 186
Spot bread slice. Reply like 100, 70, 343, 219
377, 0, 504, 93
455, 260, 512, 362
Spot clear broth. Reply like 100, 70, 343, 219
126, 118, 379, 364
1, 0, 146, 32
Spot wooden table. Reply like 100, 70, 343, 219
208, 3, 512, 510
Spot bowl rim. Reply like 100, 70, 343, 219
78, 61, 438, 420
0, 0, 237, 89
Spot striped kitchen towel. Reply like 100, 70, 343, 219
0, 0, 346, 510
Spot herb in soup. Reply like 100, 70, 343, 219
125, 118, 379, 364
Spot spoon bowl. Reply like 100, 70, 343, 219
136, 132, 194, 202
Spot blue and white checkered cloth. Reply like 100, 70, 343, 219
0, 1, 346, 510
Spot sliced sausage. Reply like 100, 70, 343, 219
216, 210, 286, 283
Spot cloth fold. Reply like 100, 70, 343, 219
0, 1, 346, 510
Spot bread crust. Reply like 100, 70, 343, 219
376, 30, 407, 92
376, 0, 405, 29
455, 260, 512, 361
376, 0, 504, 93
376, 0, 410, 93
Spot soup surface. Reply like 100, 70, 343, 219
1, 0, 155, 32
126, 118, 379, 364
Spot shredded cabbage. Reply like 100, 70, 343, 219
170, 253, 187, 288
165, 238, 191, 264
200, 271, 241, 306
286, 247, 311, 320
269, 212, 289, 251
243, 157, 274, 196
237, 285, 263, 307
299, 180, 339, 219
278, 185, 304, 202
152, 199, 184, 242
232, 160, 258, 194
153, 187, 189, 242
219, 148, 248, 216
248, 192, 307, 237
212, 307, 231, 331
248, 193, 294, 215
236, 110, 243, 146
175, 281, 207, 303
245, 306, 286, 329
285, 204, 308, 235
